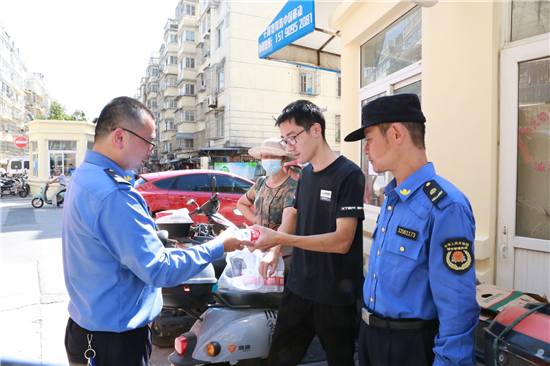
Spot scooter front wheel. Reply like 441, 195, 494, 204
32, 198, 44, 208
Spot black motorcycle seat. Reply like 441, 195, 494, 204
215, 289, 282, 309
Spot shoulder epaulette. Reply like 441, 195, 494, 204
423, 179, 447, 206
104, 168, 131, 186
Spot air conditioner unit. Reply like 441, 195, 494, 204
207, 95, 217, 108
200, 81, 206, 90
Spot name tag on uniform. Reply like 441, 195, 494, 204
396, 226, 418, 240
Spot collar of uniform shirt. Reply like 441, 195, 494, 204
388, 162, 436, 202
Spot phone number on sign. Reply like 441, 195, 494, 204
275, 13, 312, 43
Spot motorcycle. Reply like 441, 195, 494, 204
0, 174, 28, 198
158, 181, 344, 366
31, 182, 66, 208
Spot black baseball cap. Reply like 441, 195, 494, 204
344, 93, 426, 142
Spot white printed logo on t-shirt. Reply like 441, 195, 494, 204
320, 190, 332, 202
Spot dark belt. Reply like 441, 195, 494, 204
362, 307, 439, 331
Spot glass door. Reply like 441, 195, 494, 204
498, 36, 550, 297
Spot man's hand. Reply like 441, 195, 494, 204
258, 247, 281, 280
218, 227, 247, 253
247, 225, 281, 252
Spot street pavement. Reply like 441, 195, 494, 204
0, 196, 172, 366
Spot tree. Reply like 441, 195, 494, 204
46, 100, 86, 121
48, 101, 70, 120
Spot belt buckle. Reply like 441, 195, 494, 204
361, 308, 371, 325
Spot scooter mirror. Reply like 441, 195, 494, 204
233, 208, 244, 216
212, 176, 217, 194
187, 199, 197, 206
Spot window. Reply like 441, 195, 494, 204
185, 30, 196, 42
335, 115, 341, 142
185, 57, 196, 69
150, 84, 158, 92
48, 140, 77, 178
511, 0, 550, 41
216, 112, 224, 138
181, 110, 195, 122
217, 67, 225, 91
178, 138, 194, 148
149, 100, 157, 109
358, 7, 423, 208
216, 22, 225, 49
31, 141, 38, 177
173, 174, 211, 192
184, 84, 195, 95
168, 77, 177, 87
168, 34, 178, 44
337, 76, 341, 97
151, 68, 159, 76
360, 6, 421, 87
300, 70, 318, 94
169, 56, 177, 64
164, 142, 172, 152
152, 177, 176, 190
166, 120, 175, 130
215, 174, 253, 194
183, 4, 196, 16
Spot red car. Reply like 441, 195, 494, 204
135, 170, 254, 227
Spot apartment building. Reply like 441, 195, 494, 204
0, 20, 50, 165
174, 0, 199, 164
196, 0, 341, 163
136, 0, 341, 167
139, 52, 161, 164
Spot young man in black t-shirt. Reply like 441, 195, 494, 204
253, 100, 365, 366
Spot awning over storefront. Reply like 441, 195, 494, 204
176, 132, 193, 139
258, 0, 341, 72
169, 158, 183, 163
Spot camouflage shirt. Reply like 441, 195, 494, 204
248, 176, 297, 231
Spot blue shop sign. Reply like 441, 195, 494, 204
258, 0, 315, 59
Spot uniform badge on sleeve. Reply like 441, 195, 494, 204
441, 238, 474, 274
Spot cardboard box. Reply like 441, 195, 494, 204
476, 283, 540, 313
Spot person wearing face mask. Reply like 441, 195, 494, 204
237, 138, 298, 276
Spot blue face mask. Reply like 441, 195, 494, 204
262, 159, 282, 176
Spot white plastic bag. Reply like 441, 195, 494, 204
218, 248, 284, 293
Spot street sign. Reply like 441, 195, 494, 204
258, 0, 315, 59
14, 136, 28, 148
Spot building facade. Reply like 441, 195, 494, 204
136, 0, 342, 168
329, 0, 549, 297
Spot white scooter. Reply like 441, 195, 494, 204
166, 211, 332, 365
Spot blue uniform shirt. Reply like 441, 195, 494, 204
364, 163, 478, 366
62, 150, 224, 332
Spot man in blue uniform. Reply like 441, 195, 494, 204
62, 97, 245, 366
344, 93, 478, 366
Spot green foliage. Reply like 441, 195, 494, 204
46, 100, 86, 121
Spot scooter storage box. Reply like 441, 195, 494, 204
162, 263, 217, 309
484, 303, 550, 365
156, 209, 193, 239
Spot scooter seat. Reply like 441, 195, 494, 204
215, 289, 282, 309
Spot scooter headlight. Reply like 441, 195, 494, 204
206, 342, 221, 357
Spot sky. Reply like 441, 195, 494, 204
1, 0, 180, 119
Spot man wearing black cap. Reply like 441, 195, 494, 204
345, 94, 478, 366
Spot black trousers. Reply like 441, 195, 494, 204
358, 317, 439, 366
268, 289, 357, 366
64, 318, 152, 366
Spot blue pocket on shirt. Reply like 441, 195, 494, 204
381, 235, 424, 288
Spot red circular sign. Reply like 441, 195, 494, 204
14, 136, 28, 148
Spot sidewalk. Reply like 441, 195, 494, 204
0, 197, 172, 365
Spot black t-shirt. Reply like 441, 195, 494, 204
287, 155, 365, 306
